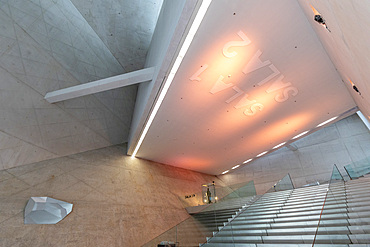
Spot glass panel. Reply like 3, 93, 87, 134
143, 180, 257, 247
179, 180, 257, 208
330, 164, 344, 183
204, 174, 295, 246
344, 157, 370, 179
313, 164, 347, 246
202, 183, 216, 204
219, 181, 256, 201
266, 173, 294, 193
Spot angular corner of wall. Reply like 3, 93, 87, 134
127, 0, 198, 155
357, 111, 370, 131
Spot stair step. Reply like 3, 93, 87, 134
203, 244, 369, 247
194, 177, 370, 246
214, 226, 351, 236
207, 234, 358, 244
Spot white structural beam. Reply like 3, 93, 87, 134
45, 67, 155, 103
357, 111, 370, 131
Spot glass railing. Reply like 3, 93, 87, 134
313, 164, 347, 246
344, 157, 370, 179
178, 180, 257, 208
142, 180, 257, 247
266, 173, 294, 193
219, 181, 256, 201
206, 174, 294, 246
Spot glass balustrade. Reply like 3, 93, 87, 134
344, 157, 370, 179
266, 173, 294, 193
313, 164, 348, 246
206, 174, 294, 246
142, 180, 257, 247
145, 167, 360, 247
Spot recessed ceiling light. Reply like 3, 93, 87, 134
256, 151, 268, 157
273, 142, 286, 149
231, 165, 240, 169
243, 159, 253, 164
292, 131, 308, 139
222, 170, 229, 174
316, 116, 337, 127
131, 0, 213, 157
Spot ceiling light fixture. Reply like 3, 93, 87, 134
131, 0, 213, 157
349, 79, 361, 95
243, 159, 253, 164
273, 142, 286, 149
292, 131, 308, 140
222, 170, 229, 175
256, 151, 268, 157
231, 165, 240, 169
316, 116, 338, 127
310, 4, 331, 32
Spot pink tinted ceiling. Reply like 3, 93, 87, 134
136, 0, 355, 175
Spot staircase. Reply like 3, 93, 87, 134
142, 196, 256, 247
201, 176, 370, 246
178, 196, 257, 246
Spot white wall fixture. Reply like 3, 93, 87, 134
24, 197, 73, 224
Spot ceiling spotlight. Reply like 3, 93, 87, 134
273, 142, 286, 149
311, 5, 331, 32
256, 151, 268, 157
243, 159, 253, 164
353, 85, 361, 94
349, 79, 361, 95
314, 15, 331, 32
232, 165, 240, 170
317, 116, 338, 127
222, 170, 229, 175
292, 131, 308, 139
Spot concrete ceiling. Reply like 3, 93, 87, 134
298, 0, 370, 121
129, 0, 358, 175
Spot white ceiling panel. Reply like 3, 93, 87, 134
135, 0, 355, 175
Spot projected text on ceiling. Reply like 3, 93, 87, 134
190, 30, 298, 116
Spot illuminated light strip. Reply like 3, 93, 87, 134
316, 116, 337, 127
131, 0, 213, 157
256, 151, 268, 157
273, 142, 286, 149
292, 130, 309, 140
243, 158, 253, 164
231, 165, 240, 170
222, 170, 229, 174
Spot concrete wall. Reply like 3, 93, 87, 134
0, 0, 139, 171
0, 144, 219, 247
219, 114, 370, 194
70, 0, 162, 72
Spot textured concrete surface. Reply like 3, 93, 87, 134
298, 0, 370, 123
219, 114, 370, 194
70, 0, 162, 72
0, 144, 218, 247
0, 0, 161, 171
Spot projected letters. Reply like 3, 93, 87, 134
190, 30, 298, 116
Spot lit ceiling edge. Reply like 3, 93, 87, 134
220, 107, 359, 175
131, 0, 213, 157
